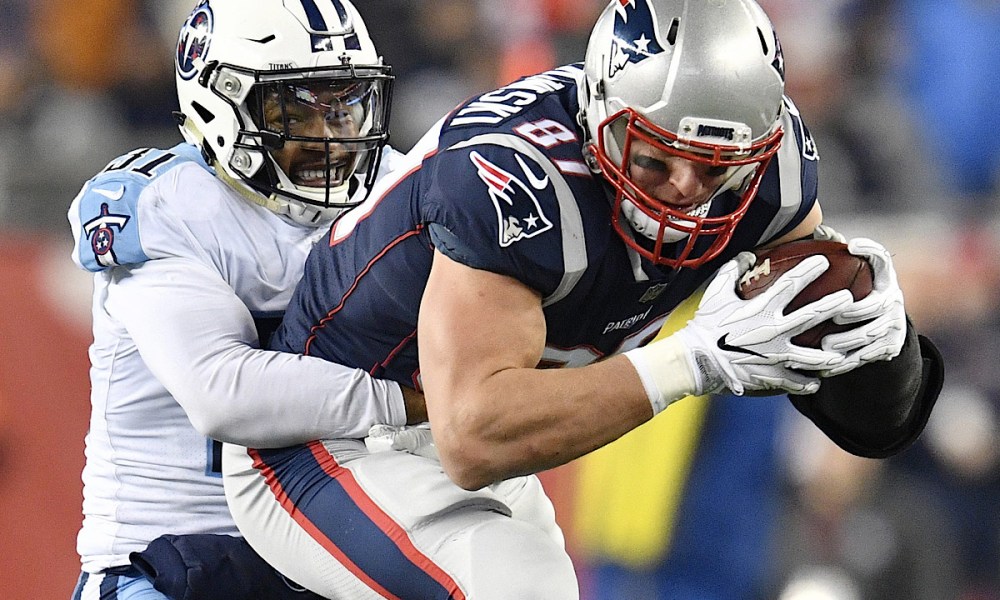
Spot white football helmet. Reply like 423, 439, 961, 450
175, 0, 393, 226
580, 0, 786, 268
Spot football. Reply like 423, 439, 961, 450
736, 239, 874, 348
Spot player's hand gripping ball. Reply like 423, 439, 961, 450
737, 239, 874, 349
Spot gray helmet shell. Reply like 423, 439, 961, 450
582, 0, 785, 158
579, 0, 787, 268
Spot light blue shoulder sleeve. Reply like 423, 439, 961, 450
69, 143, 211, 272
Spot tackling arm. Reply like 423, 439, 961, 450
107, 257, 411, 446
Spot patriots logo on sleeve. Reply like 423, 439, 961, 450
470, 151, 554, 248
609, 0, 665, 79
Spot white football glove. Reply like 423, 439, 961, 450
365, 423, 439, 461
675, 251, 855, 395
812, 223, 847, 244
626, 252, 854, 409
818, 237, 907, 376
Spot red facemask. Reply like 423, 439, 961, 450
591, 107, 783, 269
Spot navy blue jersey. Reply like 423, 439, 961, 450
272, 64, 819, 388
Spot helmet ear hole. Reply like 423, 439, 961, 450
756, 28, 769, 55
191, 102, 215, 124
666, 18, 679, 45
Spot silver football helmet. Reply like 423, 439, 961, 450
175, 0, 393, 226
580, 0, 786, 268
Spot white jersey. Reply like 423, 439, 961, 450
68, 142, 407, 572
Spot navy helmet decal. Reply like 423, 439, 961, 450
294, 0, 362, 51
772, 35, 786, 82
177, 1, 214, 81
609, 0, 665, 79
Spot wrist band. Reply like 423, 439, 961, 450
624, 335, 699, 415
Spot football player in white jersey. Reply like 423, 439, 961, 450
66, 1, 423, 598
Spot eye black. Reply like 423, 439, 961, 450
631, 154, 667, 172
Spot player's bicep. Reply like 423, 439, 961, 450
418, 249, 545, 412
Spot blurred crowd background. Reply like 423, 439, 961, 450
1, 1, 999, 599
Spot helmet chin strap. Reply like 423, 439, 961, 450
177, 115, 209, 156
182, 118, 283, 214
212, 161, 287, 213
179, 117, 274, 211
715, 163, 756, 196
212, 160, 341, 226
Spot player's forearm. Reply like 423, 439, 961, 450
427, 355, 657, 490
175, 344, 407, 445
788, 319, 944, 458
109, 259, 408, 445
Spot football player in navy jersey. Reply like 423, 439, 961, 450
222, 0, 943, 598
66, 1, 428, 599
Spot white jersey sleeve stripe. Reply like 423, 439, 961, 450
553, 159, 592, 177
756, 106, 808, 245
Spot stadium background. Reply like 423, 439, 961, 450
1, 1, 999, 598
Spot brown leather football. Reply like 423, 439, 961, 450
736, 239, 874, 348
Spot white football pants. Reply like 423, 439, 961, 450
222, 439, 579, 599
